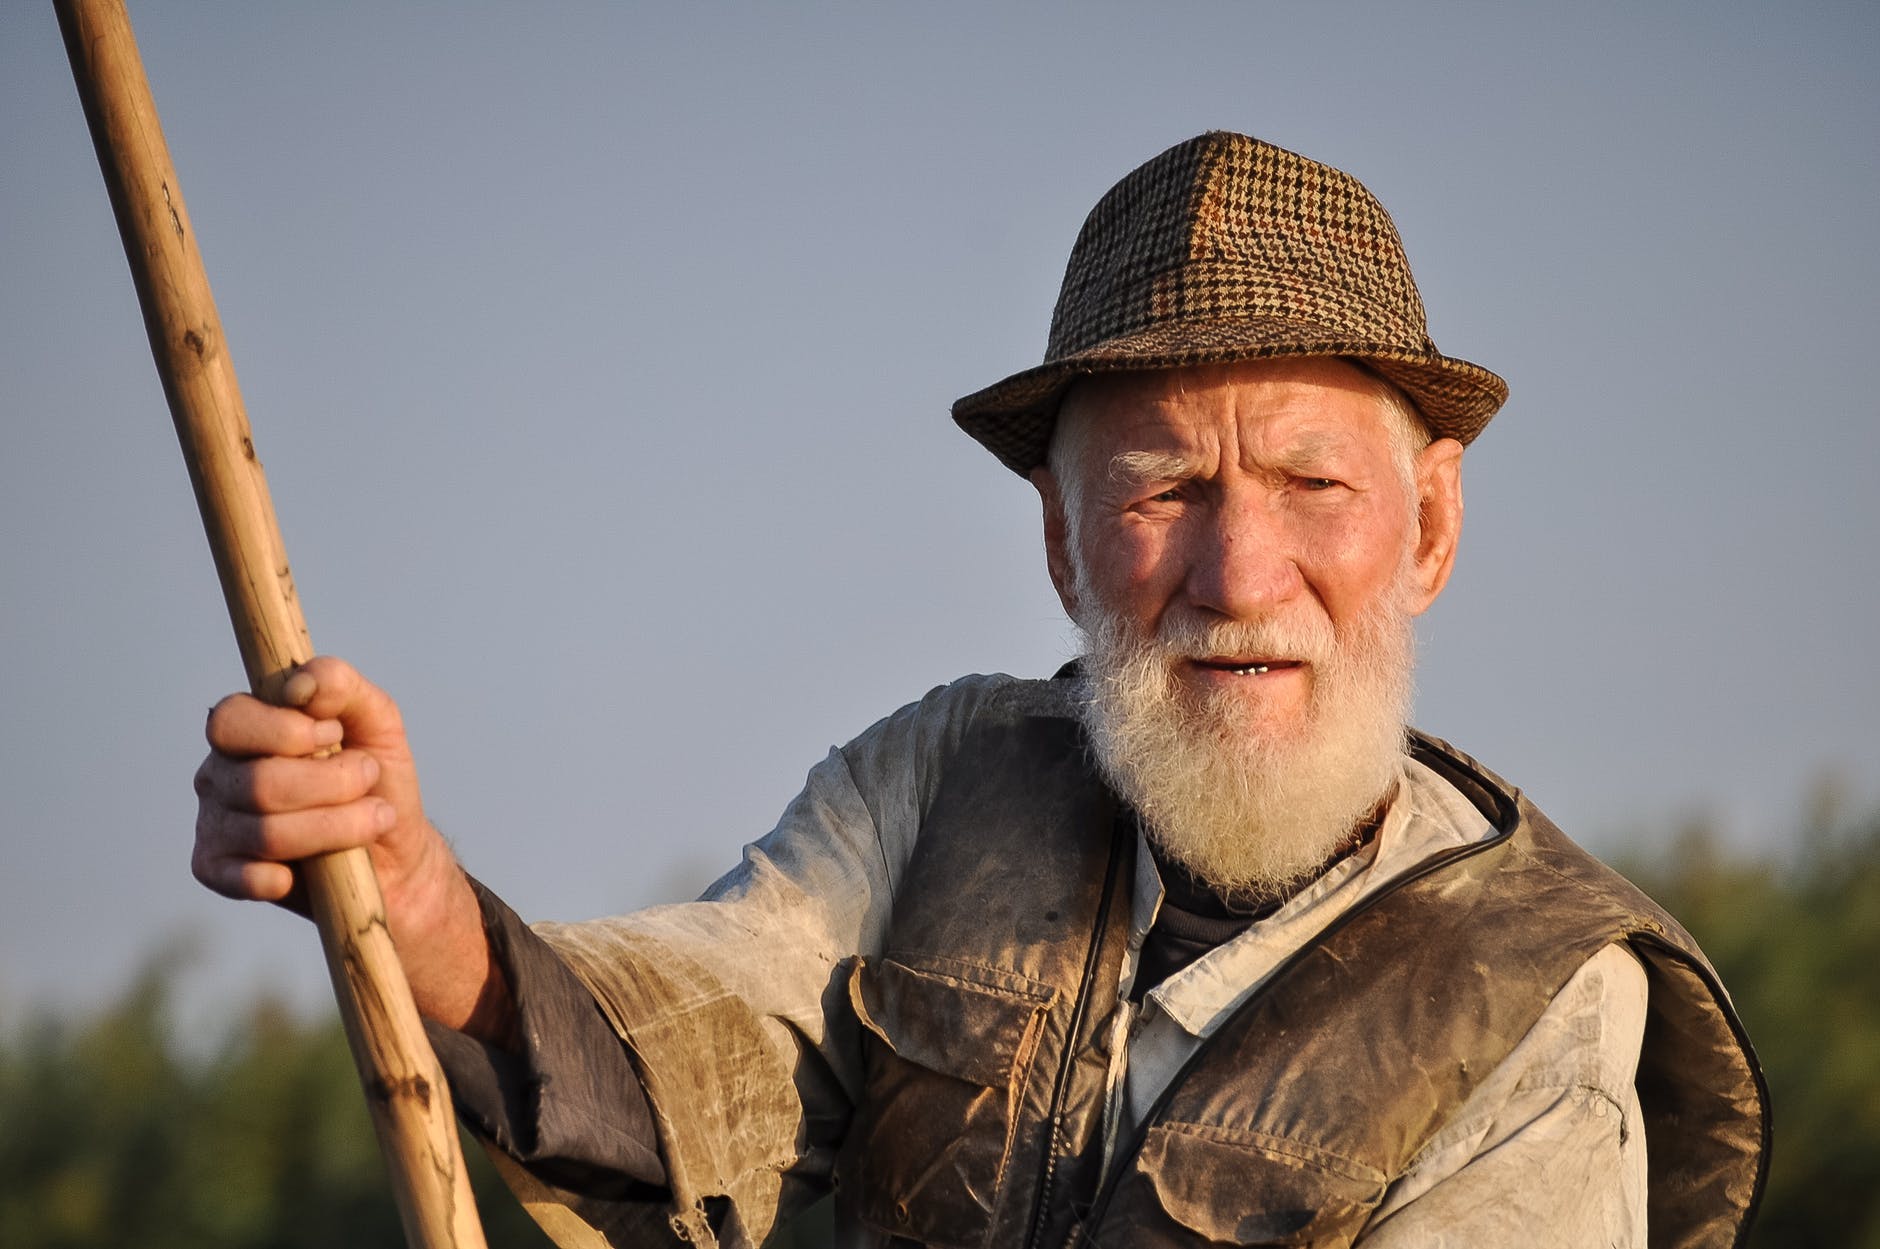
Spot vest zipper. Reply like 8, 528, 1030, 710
1072, 827, 1512, 1242
1023, 817, 1126, 1249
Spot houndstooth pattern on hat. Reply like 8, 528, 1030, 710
953, 132, 1508, 476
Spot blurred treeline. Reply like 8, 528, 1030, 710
2, 799, 1876, 1247
1618, 791, 1880, 1248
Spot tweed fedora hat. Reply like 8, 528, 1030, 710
953, 132, 1508, 476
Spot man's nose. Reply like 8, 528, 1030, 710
1183, 497, 1303, 621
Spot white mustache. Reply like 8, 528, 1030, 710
1144, 615, 1337, 669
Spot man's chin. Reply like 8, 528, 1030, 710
1181, 683, 1317, 757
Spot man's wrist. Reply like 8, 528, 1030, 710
392, 849, 510, 1040
461, 929, 521, 1051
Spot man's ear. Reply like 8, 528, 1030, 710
1031, 466, 1082, 621
1406, 437, 1464, 614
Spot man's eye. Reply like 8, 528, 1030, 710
1300, 477, 1339, 491
1150, 487, 1183, 503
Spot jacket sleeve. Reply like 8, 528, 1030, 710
466, 674, 1014, 1249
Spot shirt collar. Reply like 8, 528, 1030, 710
1132, 756, 1497, 1038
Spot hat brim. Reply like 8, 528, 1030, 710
952, 314, 1508, 477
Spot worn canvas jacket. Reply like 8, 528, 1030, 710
519, 677, 1768, 1248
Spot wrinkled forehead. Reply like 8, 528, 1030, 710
1050, 358, 1409, 472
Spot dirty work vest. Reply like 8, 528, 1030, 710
834, 679, 1768, 1249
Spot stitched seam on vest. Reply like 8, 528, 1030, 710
1151, 1121, 1389, 1184
1521, 851, 1674, 939
877, 951, 1057, 1002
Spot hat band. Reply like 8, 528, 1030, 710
1049, 262, 1429, 360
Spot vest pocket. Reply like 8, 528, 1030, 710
1102, 1121, 1388, 1247
837, 955, 1056, 1248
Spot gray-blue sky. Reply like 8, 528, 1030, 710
3, 2, 1876, 1026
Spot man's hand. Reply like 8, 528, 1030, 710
194, 657, 430, 908
192, 656, 512, 1042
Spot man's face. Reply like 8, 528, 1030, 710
1030, 357, 1465, 894
1037, 357, 1461, 739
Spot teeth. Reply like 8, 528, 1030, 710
1234, 664, 1270, 675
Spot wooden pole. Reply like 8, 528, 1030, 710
54, 4, 488, 1246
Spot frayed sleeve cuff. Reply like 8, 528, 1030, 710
425, 876, 668, 1196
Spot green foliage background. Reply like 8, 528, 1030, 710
0, 969, 553, 1249
3, 802, 1875, 1247
1618, 797, 1880, 1248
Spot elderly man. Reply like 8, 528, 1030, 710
192, 133, 1767, 1247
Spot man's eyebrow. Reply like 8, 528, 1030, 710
1107, 450, 1195, 485
1273, 431, 1350, 471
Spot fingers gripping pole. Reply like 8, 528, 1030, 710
54, 3, 488, 1245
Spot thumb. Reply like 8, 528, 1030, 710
281, 656, 412, 760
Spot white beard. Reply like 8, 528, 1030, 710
1075, 591, 1417, 904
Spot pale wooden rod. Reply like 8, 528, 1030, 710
53, 3, 488, 1245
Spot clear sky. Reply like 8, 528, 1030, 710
3, 2, 1876, 1027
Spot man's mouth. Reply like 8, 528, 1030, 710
1189, 658, 1304, 677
